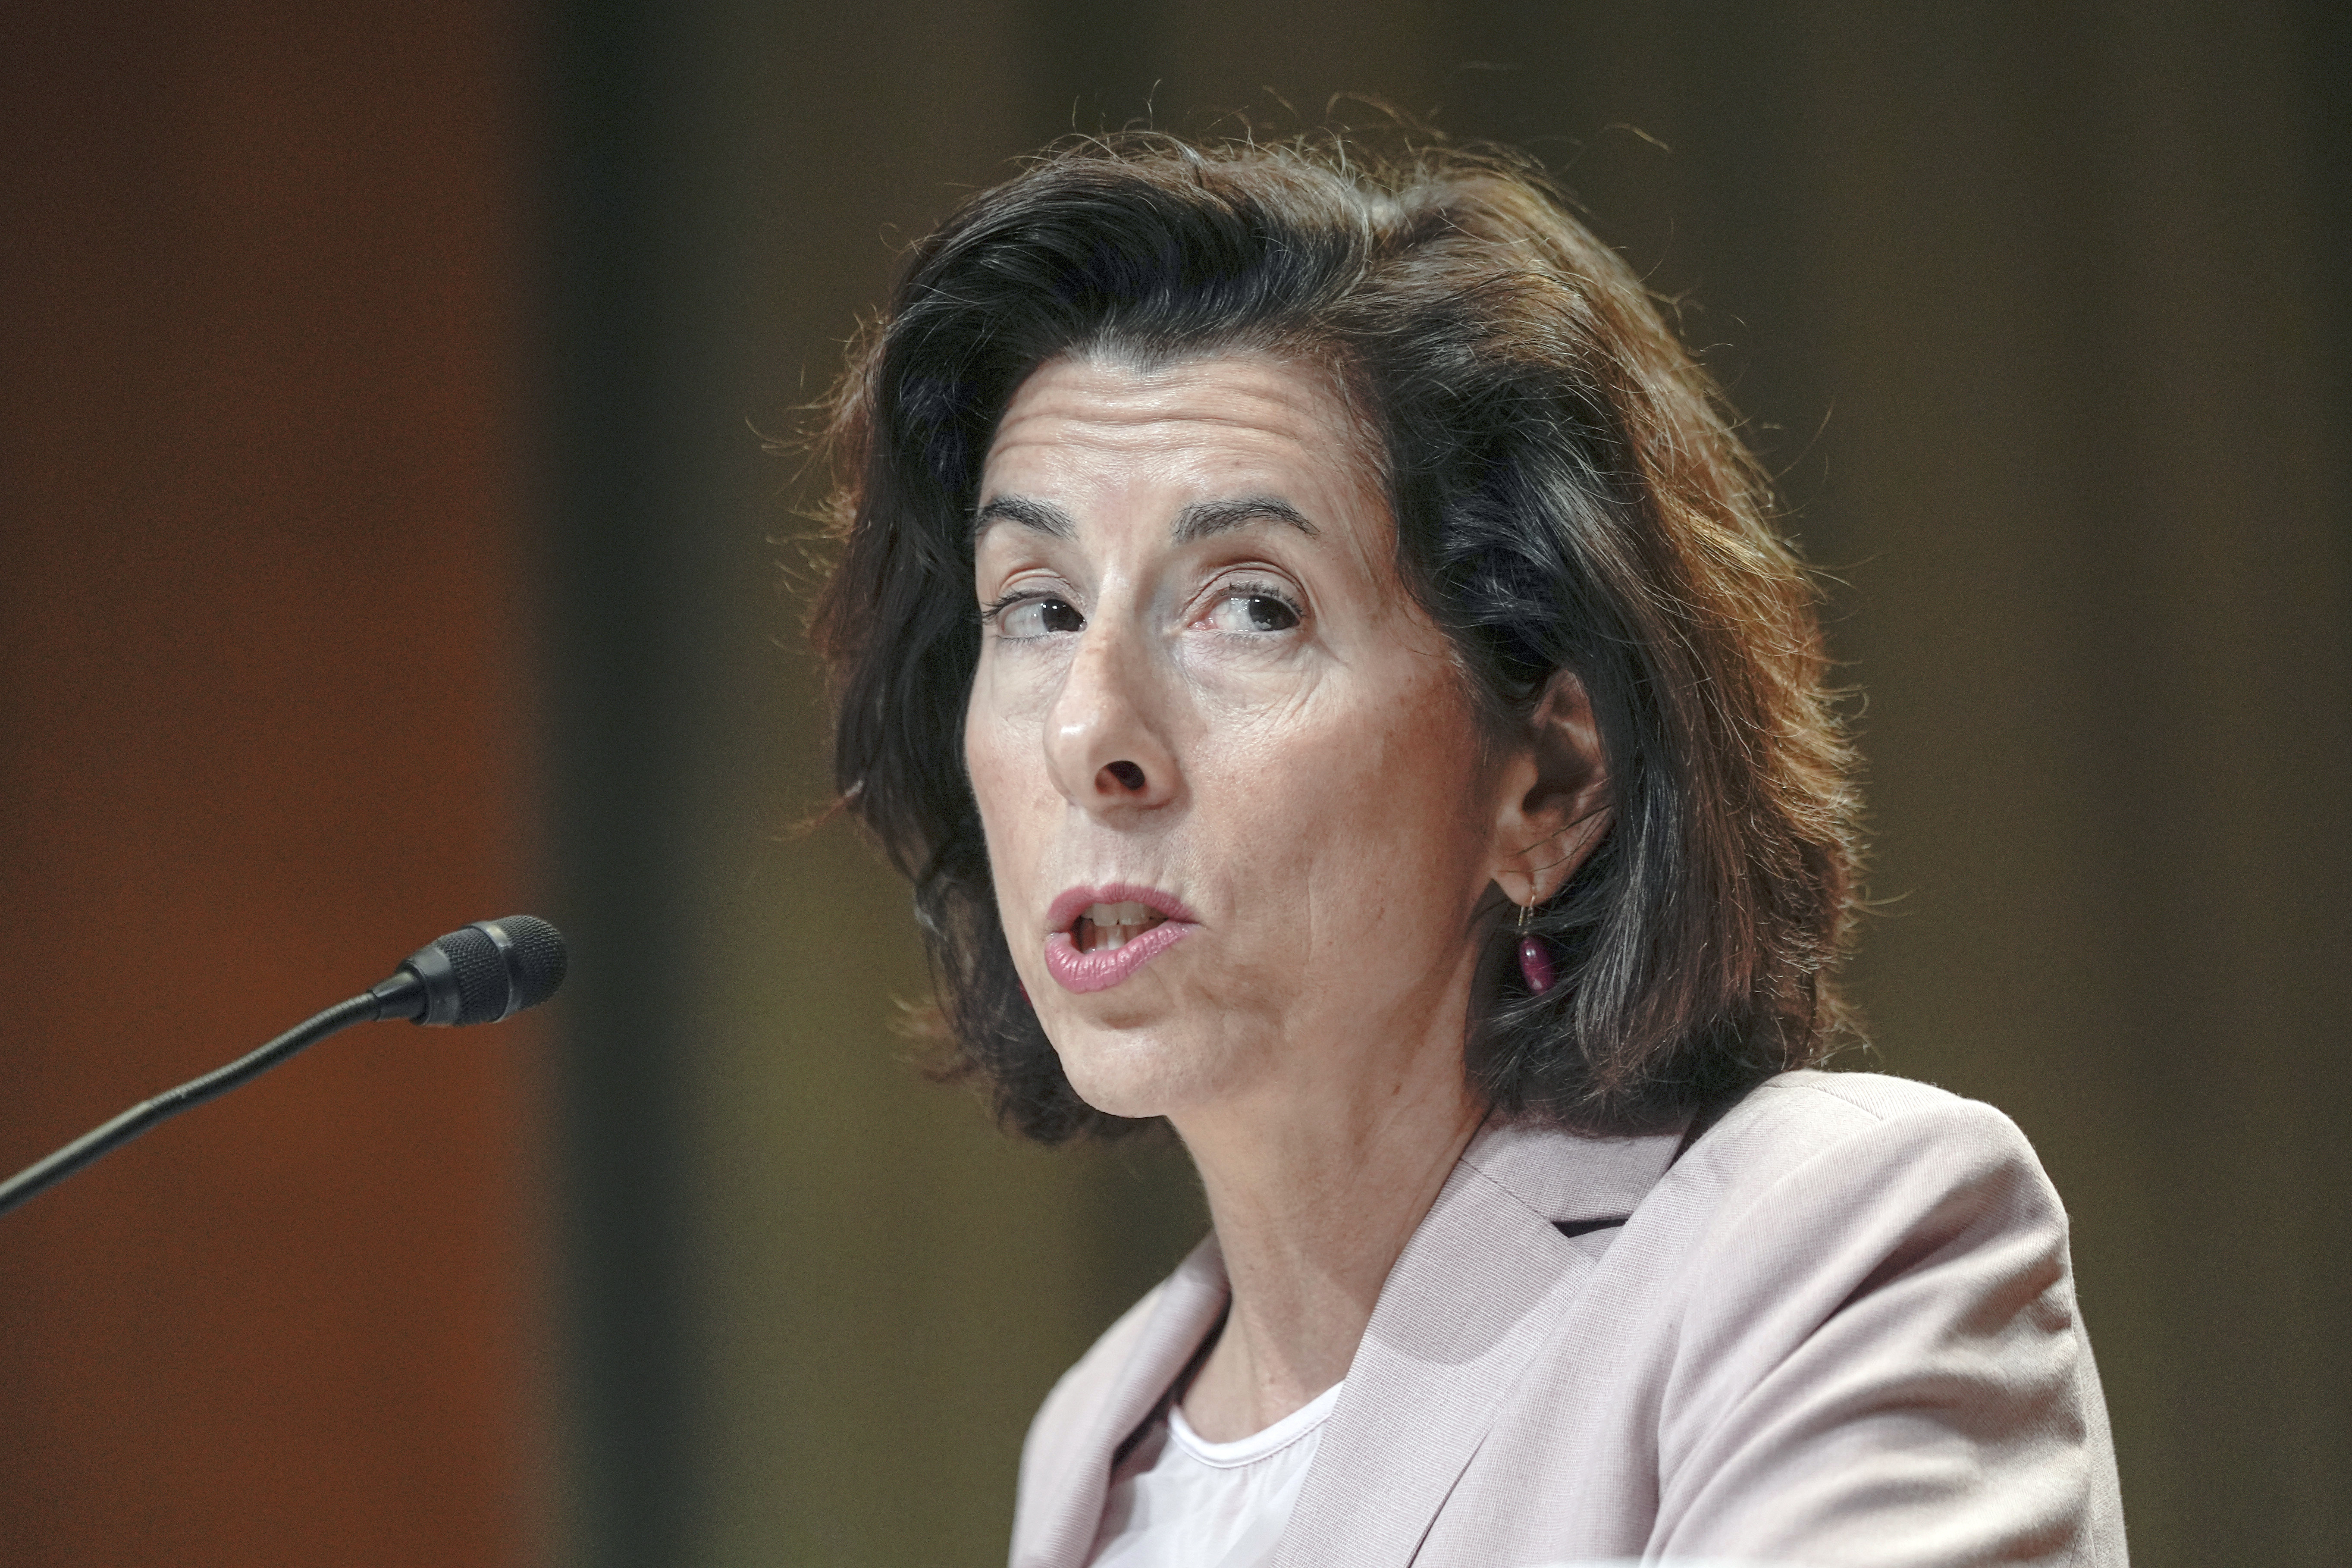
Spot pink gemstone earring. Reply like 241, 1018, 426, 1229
1518, 899, 1556, 994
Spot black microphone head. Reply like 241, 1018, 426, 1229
475, 916, 567, 1012
393, 915, 568, 1026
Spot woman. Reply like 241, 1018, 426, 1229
812, 135, 2126, 1567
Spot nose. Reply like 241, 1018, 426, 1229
1043, 615, 1180, 816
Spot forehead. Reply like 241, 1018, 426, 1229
979, 351, 1380, 508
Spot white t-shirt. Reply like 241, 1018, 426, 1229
1086, 1383, 1343, 1568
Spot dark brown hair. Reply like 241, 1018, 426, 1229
811, 133, 1861, 1142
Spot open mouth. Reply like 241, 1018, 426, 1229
1042, 886, 1197, 994
1072, 900, 1169, 953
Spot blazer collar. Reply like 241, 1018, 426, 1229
1019, 1119, 1684, 1568
1022, 1233, 1232, 1568
1272, 1117, 1686, 1568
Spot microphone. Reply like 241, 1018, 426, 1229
371, 915, 569, 1026
0, 916, 567, 1219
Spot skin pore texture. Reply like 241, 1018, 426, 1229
966, 351, 1610, 1443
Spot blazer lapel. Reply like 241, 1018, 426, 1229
1273, 1120, 1685, 1568
1019, 1233, 1232, 1568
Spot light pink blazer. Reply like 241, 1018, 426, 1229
1012, 1070, 2127, 1567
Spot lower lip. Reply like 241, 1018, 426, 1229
1042, 921, 1196, 994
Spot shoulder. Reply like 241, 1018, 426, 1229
1607, 1074, 2123, 1560
1669, 1068, 2066, 1248
1443, 1072, 2123, 1562
1722, 1066, 2038, 1152
1465, 1069, 2061, 1251
1628, 1069, 2076, 1342
1599, 1071, 2095, 1487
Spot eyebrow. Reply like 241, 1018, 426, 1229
972, 494, 1076, 540
1171, 495, 1320, 543
972, 492, 1321, 545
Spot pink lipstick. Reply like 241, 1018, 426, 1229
1042, 884, 1198, 994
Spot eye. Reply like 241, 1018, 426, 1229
989, 593, 1085, 639
1203, 586, 1302, 635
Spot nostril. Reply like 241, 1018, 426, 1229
1103, 760, 1147, 792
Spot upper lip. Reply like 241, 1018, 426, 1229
1045, 883, 1200, 935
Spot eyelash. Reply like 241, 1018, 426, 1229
1202, 579, 1305, 634
1215, 577, 1300, 616
976, 590, 1035, 626
975, 578, 1306, 633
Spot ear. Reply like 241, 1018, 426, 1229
1488, 668, 1613, 911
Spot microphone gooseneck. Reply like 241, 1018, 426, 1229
0, 916, 567, 1218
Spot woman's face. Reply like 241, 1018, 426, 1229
966, 352, 1517, 1124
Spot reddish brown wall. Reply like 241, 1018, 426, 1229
0, 3, 543, 1563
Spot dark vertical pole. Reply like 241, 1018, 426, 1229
542, 2, 699, 1562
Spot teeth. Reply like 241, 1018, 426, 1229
1076, 900, 1168, 953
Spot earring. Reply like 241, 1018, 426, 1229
1518, 898, 1556, 995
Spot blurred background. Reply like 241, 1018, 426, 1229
3, 1, 2345, 1565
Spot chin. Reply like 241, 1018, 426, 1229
1050, 1022, 1237, 1121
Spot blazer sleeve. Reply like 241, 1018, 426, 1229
1648, 1089, 2128, 1567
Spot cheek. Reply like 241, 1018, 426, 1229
964, 658, 1076, 930
1313, 679, 1491, 905
1200, 668, 1493, 923
964, 678, 1033, 848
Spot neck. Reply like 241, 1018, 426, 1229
1172, 1033, 1486, 1443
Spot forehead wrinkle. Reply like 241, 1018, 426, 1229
994, 357, 1342, 437
980, 354, 1390, 556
